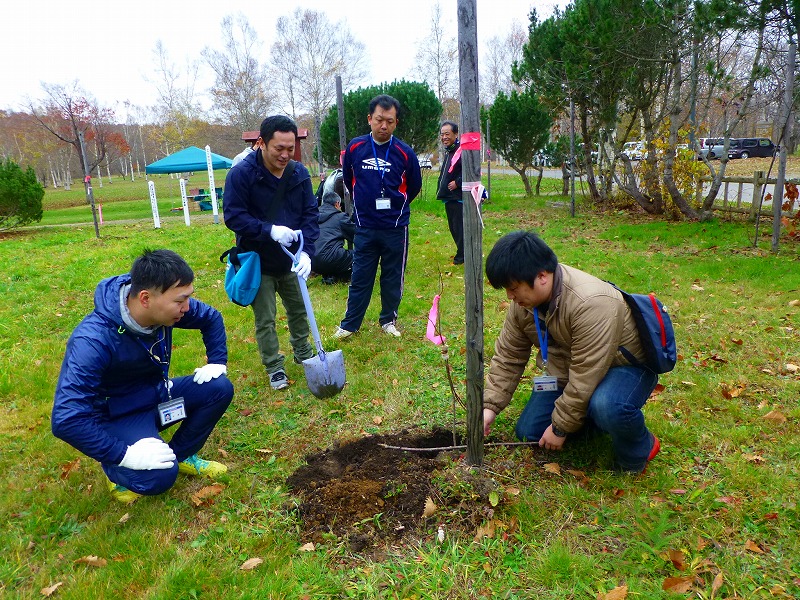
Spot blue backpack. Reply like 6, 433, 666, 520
220, 247, 261, 307
610, 283, 677, 374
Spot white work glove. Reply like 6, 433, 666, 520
291, 252, 312, 280
270, 225, 299, 247
193, 363, 227, 384
119, 437, 176, 470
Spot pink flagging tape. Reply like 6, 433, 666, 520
460, 132, 481, 150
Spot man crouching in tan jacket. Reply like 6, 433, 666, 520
483, 231, 661, 473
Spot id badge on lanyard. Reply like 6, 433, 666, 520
140, 328, 187, 426
532, 308, 558, 392
371, 136, 393, 210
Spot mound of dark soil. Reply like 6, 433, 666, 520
286, 428, 464, 551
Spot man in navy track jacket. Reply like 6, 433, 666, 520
52, 250, 234, 503
334, 95, 422, 339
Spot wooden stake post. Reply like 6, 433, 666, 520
457, 0, 485, 466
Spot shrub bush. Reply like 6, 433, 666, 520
0, 159, 44, 230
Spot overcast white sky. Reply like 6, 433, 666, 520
2, 0, 563, 117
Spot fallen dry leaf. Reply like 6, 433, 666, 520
691, 284, 705, 291
543, 462, 561, 475
785, 363, 799, 373
40, 582, 63, 597
763, 410, 787, 424
668, 548, 686, 571
74, 555, 107, 567
598, 585, 628, 600
504, 486, 521, 496
422, 496, 437, 518
255, 448, 273, 454
650, 383, 665, 396
743, 454, 765, 464
789, 299, 800, 307
298, 542, 315, 552
118, 513, 130, 524
190, 484, 224, 507
681, 380, 697, 386
240, 557, 263, 571
662, 576, 693, 593
730, 337, 743, 345
372, 416, 383, 425
712, 572, 724, 597
745, 539, 765, 554
59, 458, 81, 480
474, 519, 497, 541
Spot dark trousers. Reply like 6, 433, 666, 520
340, 226, 408, 331
101, 374, 233, 495
312, 247, 353, 281
444, 201, 464, 263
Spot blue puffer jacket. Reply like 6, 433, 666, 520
51, 275, 228, 465
223, 150, 320, 277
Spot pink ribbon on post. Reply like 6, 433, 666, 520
426, 294, 445, 345
460, 132, 481, 150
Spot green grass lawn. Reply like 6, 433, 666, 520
1, 171, 799, 598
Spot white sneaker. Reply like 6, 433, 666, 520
333, 326, 354, 339
381, 322, 401, 337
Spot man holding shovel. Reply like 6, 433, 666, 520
224, 115, 320, 391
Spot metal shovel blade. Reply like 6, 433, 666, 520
301, 349, 346, 398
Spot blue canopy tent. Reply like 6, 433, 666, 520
145, 146, 232, 225
145, 146, 232, 174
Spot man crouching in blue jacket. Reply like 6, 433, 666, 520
52, 249, 234, 504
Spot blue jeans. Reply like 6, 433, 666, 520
515, 366, 658, 472
101, 374, 234, 495
340, 226, 408, 331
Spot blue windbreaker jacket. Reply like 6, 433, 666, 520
343, 134, 422, 229
51, 275, 228, 465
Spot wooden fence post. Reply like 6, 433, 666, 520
750, 170, 764, 219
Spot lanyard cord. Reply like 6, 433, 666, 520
370, 135, 393, 194
136, 327, 172, 399
533, 308, 548, 365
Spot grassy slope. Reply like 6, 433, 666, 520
1, 170, 798, 598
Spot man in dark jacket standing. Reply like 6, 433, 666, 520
437, 121, 463, 265
52, 249, 234, 504
334, 95, 422, 339
312, 169, 355, 283
224, 115, 320, 391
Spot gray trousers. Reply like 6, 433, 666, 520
251, 271, 313, 374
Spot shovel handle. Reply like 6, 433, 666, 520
280, 232, 326, 357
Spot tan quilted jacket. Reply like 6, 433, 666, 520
484, 264, 648, 432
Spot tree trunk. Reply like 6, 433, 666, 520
511, 165, 533, 196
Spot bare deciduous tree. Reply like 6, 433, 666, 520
412, 2, 458, 102
203, 14, 276, 132
148, 40, 203, 149
270, 8, 367, 171
481, 20, 527, 104
28, 82, 117, 178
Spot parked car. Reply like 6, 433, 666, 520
622, 141, 645, 160
697, 137, 724, 159
728, 138, 776, 159
419, 157, 433, 169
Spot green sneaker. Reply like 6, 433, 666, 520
178, 454, 227, 479
106, 477, 142, 504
